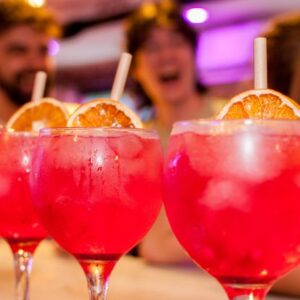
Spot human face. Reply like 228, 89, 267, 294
133, 27, 197, 106
0, 25, 54, 106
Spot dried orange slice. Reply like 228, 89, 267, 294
6, 97, 69, 131
67, 98, 143, 128
217, 89, 300, 120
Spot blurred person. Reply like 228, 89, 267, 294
125, 0, 225, 264
262, 13, 300, 297
0, 0, 60, 124
263, 13, 300, 103
126, 0, 225, 149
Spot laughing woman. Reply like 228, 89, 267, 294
125, 0, 225, 264
126, 0, 224, 149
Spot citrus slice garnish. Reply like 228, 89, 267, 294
6, 97, 69, 131
67, 98, 143, 128
217, 89, 300, 120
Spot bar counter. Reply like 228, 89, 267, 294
0, 240, 297, 299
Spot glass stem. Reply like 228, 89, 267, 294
223, 284, 270, 300
14, 249, 33, 300
80, 260, 116, 300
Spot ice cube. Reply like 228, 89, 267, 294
108, 134, 143, 159
201, 178, 250, 211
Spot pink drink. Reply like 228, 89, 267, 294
164, 122, 300, 286
0, 131, 47, 250
32, 128, 162, 261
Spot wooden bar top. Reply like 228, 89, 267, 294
0, 240, 296, 300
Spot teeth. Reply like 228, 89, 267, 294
161, 72, 177, 77
159, 67, 178, 77
159, 72, 180, 82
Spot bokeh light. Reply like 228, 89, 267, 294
48, 40, 60, 56
184, 8, 209, 24
27, 0, 46, 8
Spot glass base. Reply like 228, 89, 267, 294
7, 239, 42, 254
79, 259, 118, 300
222, 283, 271, 300
6, 240, 41, 300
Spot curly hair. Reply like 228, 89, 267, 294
263, 13, 300, 98
0, 0, 61, 38
125, 0, 206, 109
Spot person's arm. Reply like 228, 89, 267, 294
271, 267, 300, 297
139, 208, 191, 264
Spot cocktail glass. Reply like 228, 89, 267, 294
164, 119, 300, 300
0, 130, 47, 300
31, 127, 162, 300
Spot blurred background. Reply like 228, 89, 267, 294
28, 0, 300, 101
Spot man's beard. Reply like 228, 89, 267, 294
0, 70, 53, 106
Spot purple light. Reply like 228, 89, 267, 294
184, 8, 209, 24
48, 39, 60, 56
196, 20, 265, 84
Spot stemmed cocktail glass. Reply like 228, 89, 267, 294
31, 127, 162, 300
164, 119, 300, 300
0, 130, 47, 300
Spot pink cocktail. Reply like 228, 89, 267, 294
0, 130, 47, 300
164, 120, 300, 300
31, 127, 162, 300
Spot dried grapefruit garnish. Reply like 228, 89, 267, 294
6, 98, 69, 132
217, 89, 300, 120
67, 98, 143, 128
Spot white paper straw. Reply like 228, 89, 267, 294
32, 71, 47, 102
110, 53, 132, 101
254, 37, 268, 89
